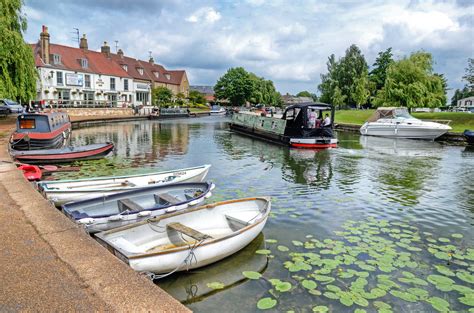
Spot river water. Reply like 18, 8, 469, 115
67, 117, 474, 312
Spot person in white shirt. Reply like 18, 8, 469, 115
308, 109, 317, 128
323, 113, 331, 127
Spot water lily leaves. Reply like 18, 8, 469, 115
277, 245, 289, 252
302, 280, 317, 290
312, 305, 329, 312
265, 239, 278, 244
456, 271, 474, 284
312, 274, 335, 284
451, 233, 463, 239
243, 271, 262, 280
323, 291, 339, 300
427, 275, 455, 292
275, 281, 292, 292
374, 301, 392, 311
207, 282, 225, 290
434, 251, 451, 261
292, 240, 303, 246
459, 293, 474, 306
452, 284, 473, 295
438, 237, 450, 243
389, 290, 418, 302
407, 287, 429, 299
257, 297, 277, 310
340, 295, 353, 306
426, 296, 450, 312
256, 249, 272, 255
434, 265, 455, 277
309, 289, 322, 296
284, 261, 312, 272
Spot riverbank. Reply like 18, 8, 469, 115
335, 109, 474, 133
0, 116, 189, 312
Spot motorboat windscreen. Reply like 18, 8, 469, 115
367, 107, 415, 122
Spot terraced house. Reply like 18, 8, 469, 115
30, 26, 189, 107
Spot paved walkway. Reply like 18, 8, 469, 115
0, 116, 190, 312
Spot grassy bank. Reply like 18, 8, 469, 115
335, 110, 474, 133
189, 107, 211, 113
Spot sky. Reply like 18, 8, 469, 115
23, 0, 474, 100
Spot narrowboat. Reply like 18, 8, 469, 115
230, 102, 338, 149
10, 112, 71, 150
464, 129, 474, 145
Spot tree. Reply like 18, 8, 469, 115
451, 86, 474, 106
318, 54, 338, 103
188, 90, 206, 106
374, 51, 446, 108
337, 44, 368, 106
369, 48, 394, 92
248, 73, 281, 106
0, 0, 37, 102
332, 86, 346, 109
152, 86, 172, 106
462, 58, 474, 91
214, 67, 254, 106
353, 69, 370, 109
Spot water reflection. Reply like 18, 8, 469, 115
158, 233, 268, 304
360, 135, 445, 157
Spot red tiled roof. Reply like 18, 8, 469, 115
109, 53, 152, 82
31, 43, 130, 78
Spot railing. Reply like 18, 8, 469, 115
30, 100, 140, 109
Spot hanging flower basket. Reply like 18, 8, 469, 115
44, 90, 50, 94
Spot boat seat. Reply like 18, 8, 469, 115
117, 198, 144, 213
167, 222, 212, 241
225, 214, 250, 230
154, 193, 181, 205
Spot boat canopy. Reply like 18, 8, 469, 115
367, 107, 413, 122
282, 102, 335, 138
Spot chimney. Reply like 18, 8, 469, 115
117, 48, 124, 58
79, 34, 88, 50
40, 25, 50, 64
101, 41, 110, 57
149, 56, 154, 65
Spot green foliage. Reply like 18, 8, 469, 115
214, 67, 254, 106
296, 91, 318, 101
151, 86, 173, 106
0, 0, 37, 102
451, 86, 474, 106
462, 58, 474, 91
332, 86, 346, 109
188, 90, 206, 106
248, 73, 282, 107
374, 51, 446, 108
369, 48, 394, 92
353, 69, 370, 109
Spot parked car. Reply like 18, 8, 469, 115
1, 99, 24, 113
0, 105, 9, 117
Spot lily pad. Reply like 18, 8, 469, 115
242, 271, 262, 280
207, 282, 225, 290
275, 281, 292, 292
434, 265, 455, 277
451, 233, 464, 239
426, 296, 450, 312
312, 306, 329, 312
257, 297, 277, 310
456, 271, 474, 284
277, 245, 289, 252
389, 290, 418, 302
256, 249, 272, 255
292, 240, 303, 246
265, 239, 278, 244
302, 280, 318, 290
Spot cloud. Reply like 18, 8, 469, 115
186, 7, 221, 24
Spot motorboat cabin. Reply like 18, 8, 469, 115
10, 112, 71, 150
360, 107, 451, 140
230, 102, 338, 149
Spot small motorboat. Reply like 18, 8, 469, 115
37, 164, 211, 206
62, 182, 215, 233
360, 108, 451, 140
17, 164, 42, 181
95, 197, 271, 274
209, 105, 226, 116
11, 142, 114, 164
10, 112, 71, 150
464, 130, 474, 145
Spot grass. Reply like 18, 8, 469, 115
335, 110, 474, 133
189, 107, 210, 113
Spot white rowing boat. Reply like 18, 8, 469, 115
95, 197, 271, 274
37, 164, 211, 206
62, 182, 215, 233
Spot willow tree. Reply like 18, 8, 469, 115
0, 0, 37, 103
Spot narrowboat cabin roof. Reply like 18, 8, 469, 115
15, 112, 70, 133
285, 102, 333, 111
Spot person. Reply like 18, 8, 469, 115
308, 109, 317, 128
323, 113, 331, 127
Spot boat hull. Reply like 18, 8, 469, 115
38, 164, 211, 206
464, 130, 474, 145
12, 142, 114, 164
62, 182, 215, 233
360, 122, 451, 140
95, 197, 271, 274
290, 138, 338, 149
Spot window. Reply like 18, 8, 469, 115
110, 78, 115, 90
121, 64, 128, 72
165, 74, 171, 80
153, 72, 159, 78
124, 79, 129, 91
83, 91, 94, 104
80, 58, 88, 68
53, 54, 61, 64
137, 68, 144, 75
58, 89, 70, 101
84, 74, 91, 88
136, 92, 149, 103
56, 71, 63, 85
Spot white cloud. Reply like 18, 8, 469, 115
185, 7, 221, 24
23, 5, 42, 21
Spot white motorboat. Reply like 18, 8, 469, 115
209, 105, 226, 116
360, 107, 451, 140
95, 197, 271, 274
37, 164, 211, 206
62, 182, 215, 233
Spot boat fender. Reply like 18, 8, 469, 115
108, 215, 123, 221
204, 192, 212, 199
188, 199, 200, 206
78, 218, 95, 224
138, 211, 151, 217
166, 206, 177, 213
210, 183, 216, 191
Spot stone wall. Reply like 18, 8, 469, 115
44, 108, 134, 117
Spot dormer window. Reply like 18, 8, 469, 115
53, 54, 61, 65
137, 68, 144, 75
80, 58, 88, 68
153, 72, 159, 78
121, 64, 128, 72
165, 73, 171, 80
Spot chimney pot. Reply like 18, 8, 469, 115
40, 25, 50, 64
79, 34, 88, 50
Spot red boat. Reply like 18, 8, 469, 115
17, 164, 42, 181
10, 112, 71, 150
11, 142, 114, 164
